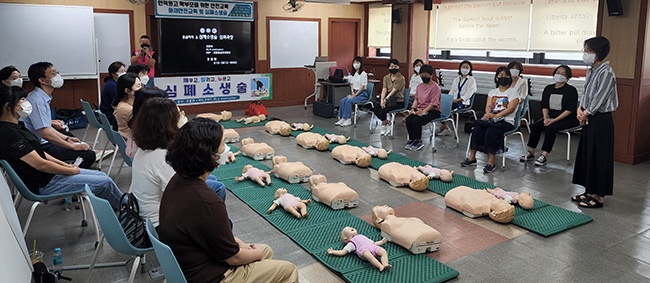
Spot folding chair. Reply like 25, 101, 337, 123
425, 94, 458, 152
352, 82, 375, 126
146, 218, 188, 283
559, 125, 582, 164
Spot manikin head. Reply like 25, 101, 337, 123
272, 155, 288, 165
488, 200, 515, 224
241, 164, 254, 174
274, 188, 288, 199
376, 148, 390, 159
220, 110, 232, 120
279, 126, 292, 136
355, 153, 372, 168
438, 169, 454, 182
341, 226, 358, 243
258, 114, 267, 121
315, 138, 330, 151
309, 174, 327, 190
409, 175, 429, 191
517, 192, 534, 210
371, 205, 396, 228
241, 137, 255, 146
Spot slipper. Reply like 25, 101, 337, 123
571, 193, 588, 202
578, 195, 603, 208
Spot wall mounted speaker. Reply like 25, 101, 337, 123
424, 0, 433, 11
606, 0, 623, 16
392, 8, 401, 24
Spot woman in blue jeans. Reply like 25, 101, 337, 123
336, 56, 368, 127
0, 86, 123, 209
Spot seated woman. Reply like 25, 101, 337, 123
0, 86, 123, 209
461, 66, 519, 174
112, 72, 142, 139
508, 60, 528, 102
405, 64, 441, 151
100, 61, 126, 130
129, 98, 226, 227
437, 60, 477, 136
371, 58, 405, 136
159, 118, 298, 282
521, 65, 579, 166
336, 56, 368, 127
408, 59, 424, 108
125, 87, 171, 158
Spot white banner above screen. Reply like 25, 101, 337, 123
437, 0, 530, 50
155, 74, 272, 106
155, 0, 253, 21
529, 0, 598, 51
368, 4, 392, 48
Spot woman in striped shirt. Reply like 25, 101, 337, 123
571, 36, 618, 209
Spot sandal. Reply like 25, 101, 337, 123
570, 193, 588, 202
578, 195, 604, 208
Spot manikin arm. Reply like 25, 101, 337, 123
374, 238, 388, 246
267, 203, 279, 213
327, 248, 349, 256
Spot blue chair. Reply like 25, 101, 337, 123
465, 95, 528, 169
98, 112, 132, 180
79, 99, 104, 149
145, 218, 188, 283
0, 160, 99, 245
85, 185, 153, 283
384, 88, 410, 139
352, 82, 375, 126
451, 93, 477, 137
425, 94, 458, 152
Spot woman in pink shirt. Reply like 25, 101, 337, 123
405, 64, 441, 151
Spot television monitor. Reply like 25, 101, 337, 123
159, 18, 254, 75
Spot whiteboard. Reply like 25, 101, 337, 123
269, 20, 319, 69
0, 4, 97, 76
0, 175, 32, 282
94, 13, 131, 73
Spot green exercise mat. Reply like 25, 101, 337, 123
427, 174, 496, 196
286, 216, 380, 251
266, 202, 351, 233
220, 117, 274, 129
512, 205, 593, 237
342, 253, 460, 283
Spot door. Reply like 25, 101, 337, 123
328, 18, 360, 72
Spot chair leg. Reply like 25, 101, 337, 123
87, 234, 105, 282
502, 136, 508, 169
22, 202, 40, 237
99, 139, 110, 170
92, 128, 103, 150
79, 196, 88, 227
454, 113, 460, 138
430, 123, 437, 151
82, 125, 89, 144
466, 132, 472, 158
82, 195, 101, 248
449, 119, 459, 145
566, 132, 571, 163
128, 255, 142, 283
518, 132, 526, 161
115, 161, 125, 182
140, 254, 147, 274
107, 145, 119, 176
353, 105, 358, 126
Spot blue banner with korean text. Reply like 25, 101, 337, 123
156, 0, 254, 21
155, 74, 272, 106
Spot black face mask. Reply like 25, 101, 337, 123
497, 77, 512, 87
141, 43, 150, 49
389, 69, 399, 74
421, 76, 431, 83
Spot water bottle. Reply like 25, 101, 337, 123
52, 247, 63, 273
64, 197, 72, 211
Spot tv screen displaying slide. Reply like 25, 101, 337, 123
160, 18, 253, 75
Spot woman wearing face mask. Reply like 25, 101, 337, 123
112, 72, 142, 139
129, 98, 226, 227
507, 61, 528, 101
0, 66, 23, 87
521, 65, 578, 166
336, 56, 368, 127
127, 64, 151, 88
125, 87, 171, 158
372, 58, 406, 135
437, 60, 477, 136
100, 61, 126, 130
461, 66, 520, 173
0, 86, 123, 209
571, 36, 618, 209
405, 64, 441, 151
409, 59, 424, 106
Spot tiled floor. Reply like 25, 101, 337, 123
16, 105, 650, 282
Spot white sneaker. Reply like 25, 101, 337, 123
380, 125, 388, 135
340, 119, 352, 127
438, 128, 453, 136
335, 118, 344, 126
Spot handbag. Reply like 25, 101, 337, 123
118, 193, 151, 248
55, 108, 87, 130
245, 101, 269, 117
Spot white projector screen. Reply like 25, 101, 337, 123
0, 4, 97, 77
437, 0, 530, 50
269, 20, 319, 69
368, 4, 392, 48
530, 0, 598, 51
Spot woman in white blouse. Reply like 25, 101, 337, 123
336, 56, 368, 127
437, 60, 477, 136
507, 61, 528, 101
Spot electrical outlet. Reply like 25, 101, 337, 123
148, 267, 165, 280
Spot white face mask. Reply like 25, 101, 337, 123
460, 68, 470, 76
17, 101, 32, 118
217, 144, 230, 165
177, 114, 188, 128
353, 63, 361, 70
509, 69, 520, 77
49, 74, 64, 88
117, 72, 126, 78
414, 66, 421, 74
583, 52, 596, 65
139, 76, 150, 86
553, 74, 567, 83
10, 78, 23, 87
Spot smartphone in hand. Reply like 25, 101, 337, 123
73, 157, 84, 167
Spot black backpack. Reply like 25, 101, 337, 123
328, 68, 345, 83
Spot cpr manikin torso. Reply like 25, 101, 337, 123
416, 165, 453, 182
296, 132, 330, 151
371, 205, 442, 254
223, 128, 240, 143
377, 162, 429, 191
240, 137, 275, 160
331, 145, 371, 168
265, 121, 292, 136
236, 114, 267, 124
271, 155, 313, 184
308, 174, 358, 209
196, 110, 232, 122
444, 186, 516, 223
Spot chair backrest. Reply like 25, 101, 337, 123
98, 112, 132, 166
84, 185, 151, 256
145, 218, 188, 283
365, 82, 375, 98
512, 95, 529, 127
329, 66, 350, 77
0, 160, 77, 202
80, 99, 102, 128
440, 94, 453, 119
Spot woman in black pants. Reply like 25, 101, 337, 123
405, 64, 441, 151
521, 65, 579, 166
372, 58, 405, 136
572, 36, 618, 209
